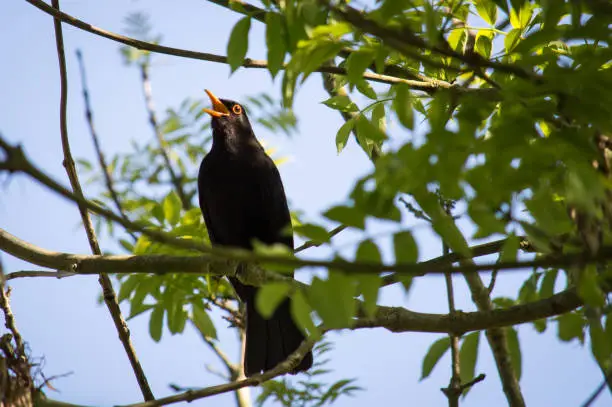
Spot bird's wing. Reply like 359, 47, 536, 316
247, 157, 294, 250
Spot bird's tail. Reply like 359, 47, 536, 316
243, 297, 313, 377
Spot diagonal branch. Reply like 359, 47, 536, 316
139, 62, 190, 210
461, 263, 525, 407
120, 338, 315, 407
75, 49, 137, 242
50, 1, 154, 401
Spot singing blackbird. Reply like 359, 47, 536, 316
198, 89, 313, 377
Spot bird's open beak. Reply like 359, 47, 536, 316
202, 89, 230, 118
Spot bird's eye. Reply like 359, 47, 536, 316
232, 104, 243, 115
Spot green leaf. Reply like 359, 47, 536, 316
227, 17, 251, 72
162, 191, 182, 226
149, 306, 164, 342
294, 223, 331, 244
525, 190, 573, 236
475, 32, 493, 58
539, 269, 558, 299
322, 95, 359, 112
371, 103, 386, 132
118, 275, 141, 302
336, 118, 355, 154
291, 290, 320, 340
414, 192, 470, 257
191, 302, 217, 339
393, 84, 414, 130
506, 327, 522, 380
589, 319, 612, 366
168, 303, 188, 334
557, 312, 585, 342
500, 234, 520, 262
324, 205, 366, 229
265, 13, 286, 78
356, 115, 387, 143
475, 0, 498, 25
256, 282, 291, 319
505, 28, 521, 53
460, 331, 480, 393
447, 28, 465, 51
518, 273, 540, 304
355, 240, 381, 317
346, 49, 375, 84
393, 231, 418, 292
421, 337, 450, 380
577, 265, 605, 308
281, 69, 297, 108
308, 273, 356, 329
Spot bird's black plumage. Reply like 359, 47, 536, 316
198, 90, 313, 377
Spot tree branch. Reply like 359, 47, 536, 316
75, 49, 137, 241
23, 0, 499, 98
0, 228, 601, 336
5, 133, 612, 277
323, 0, 539, 82
50, 1, 154, 401
461, 263, 525, 407
294, 225, 347, 253
139, 62, 190, 210
441, 239, 461, 407
119, 338, 315, 407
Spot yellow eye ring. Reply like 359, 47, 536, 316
232, 105, 242, 115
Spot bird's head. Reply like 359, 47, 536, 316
202, 89, 254, 141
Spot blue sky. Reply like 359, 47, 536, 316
1, 1, 610, 406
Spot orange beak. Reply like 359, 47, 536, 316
202, 89, 230, 118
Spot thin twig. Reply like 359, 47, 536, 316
581, 367, 612, 407
119, 338, 315, 407
75, 49, 137, 242
458, 374, 486, 393
50, 1, 154, 401
294, 225, 347, 253
139, 62, 190, 210
441, 202, 462, 407
5, 270, 77, 280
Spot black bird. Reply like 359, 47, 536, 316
198, 89, 313, 377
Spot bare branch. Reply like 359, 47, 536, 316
75, 49, 137, 241
581, 367, 612, 407
50, 1, 154, 400
139, 63, 190, 210
5, 270, 76, 280
441, 235, 461, 407
295, 225, 347, 253
119, 338, 315, 407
